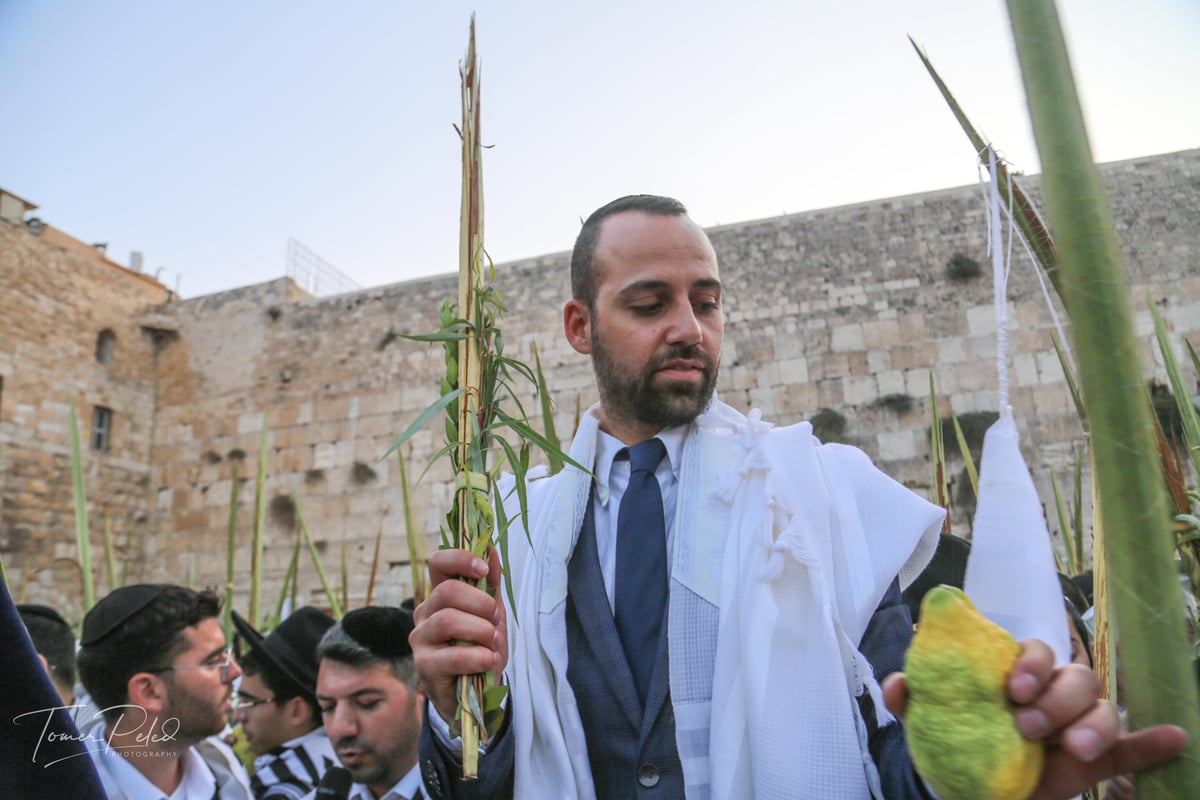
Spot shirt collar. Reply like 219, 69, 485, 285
594, 424, 687, 503
100, 732, 216, 800
348, 762, 423, 800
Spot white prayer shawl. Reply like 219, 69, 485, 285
500, 401, 942, 800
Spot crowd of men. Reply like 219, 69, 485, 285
9, 584, 425, 800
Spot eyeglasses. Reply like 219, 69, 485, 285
232, 693, 276, 712
152, 646, 235, 683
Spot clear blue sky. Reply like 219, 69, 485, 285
1, 0, 1196, 298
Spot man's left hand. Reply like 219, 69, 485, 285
882, 638, 1188, 800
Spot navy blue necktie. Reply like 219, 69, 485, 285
614, 437, 668, 706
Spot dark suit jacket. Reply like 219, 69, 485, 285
0, 577, 107, 800
421, 504, 934, 800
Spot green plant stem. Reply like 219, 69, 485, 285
69, 401, 95, 610
225, 462, 241, 640
928, 371, 951, 532
295, 497, 343, 619
103, 515, 118, 593
249, 414, 268, 628
397, 448, 428, 604
273, 529, 301, 626
1007, 0, 1200, 792
456, 16, 485, 775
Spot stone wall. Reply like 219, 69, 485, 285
3, 149, 1198, 616
0, 218, 170, 621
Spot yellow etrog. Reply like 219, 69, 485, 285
904, 585, 1044, 800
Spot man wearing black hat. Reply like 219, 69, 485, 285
76, 583, 254, 799
232, 607, 338, 798
312, 606, 426, 800
17, 603, 78, 705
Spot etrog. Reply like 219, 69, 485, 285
904, 585, 1044, 800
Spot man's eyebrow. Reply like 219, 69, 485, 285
237, 688, 266, 701
315, 687, 386, 703
615, 279, 671, 299
201, 643, 227, 662
614, 278, 722, 298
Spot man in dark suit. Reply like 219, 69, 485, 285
410, 195, 1186, 799
314, 606, 427, 800
3, 584, 106, 800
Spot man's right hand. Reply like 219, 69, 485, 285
410, 548, 509, 724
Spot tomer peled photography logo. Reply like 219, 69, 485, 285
13, 704, 181, 767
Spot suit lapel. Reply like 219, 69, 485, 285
567, 497, 643, 731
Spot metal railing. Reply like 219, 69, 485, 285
285, 237, 362, 297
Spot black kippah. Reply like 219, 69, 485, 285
80, 584, 170, 646
17, 604, 71, 629
340, 606, 414, 659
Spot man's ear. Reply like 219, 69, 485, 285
287, 696, 314, 728
126, 672, 168, 714
563, 299, 592, 356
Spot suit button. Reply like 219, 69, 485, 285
637, 764, 661, 788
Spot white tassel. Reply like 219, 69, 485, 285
963, 147, 1072, 666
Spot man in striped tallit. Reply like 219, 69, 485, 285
233, 607, 338, 799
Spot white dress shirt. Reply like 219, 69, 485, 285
590, 427, 683, 613
98, 737, 216, 800
348, 762, 424, 800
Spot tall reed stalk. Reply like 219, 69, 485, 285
272, 528, 302, 628
103, 514, 119, 593
1006, 0, 1200, 791
69, 401, 95, 610
927, 371, 951, 531
453, 16, 488, 773
388, 18, 581, 777
365, 519, 385, 608
224, 461, 241, 639
249, 415, 268, 628
295, 497, 343, 619
397, 448, 429, 604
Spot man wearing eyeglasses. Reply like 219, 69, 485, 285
232, 607, 337, 798
77, 584, 254, 799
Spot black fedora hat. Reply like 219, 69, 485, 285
232, 607, 334, 698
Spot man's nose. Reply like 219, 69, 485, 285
325, 704, 357, 738
666, 303, 702, 345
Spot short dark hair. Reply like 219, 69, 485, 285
240, 647, 321, 727
18, 605, 76, 693
1070, 571, 1094, 608
1058, 572, 1091, 616
316, 624, 418, 690
77, 585, 221, 719
902, 534, 971, 624
570, 194, 689, 310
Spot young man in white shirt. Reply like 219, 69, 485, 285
77, 583, 253, 800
